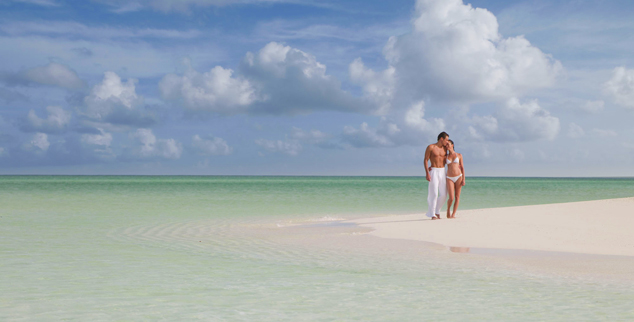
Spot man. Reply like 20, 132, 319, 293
424, 132, 450, 220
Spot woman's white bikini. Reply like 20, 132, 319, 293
446, 157, 462, 183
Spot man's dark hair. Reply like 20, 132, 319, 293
437, 132, 449, 141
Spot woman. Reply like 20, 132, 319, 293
445, 139, 465, 218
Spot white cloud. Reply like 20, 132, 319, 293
349, 58, 395, 114
128, 128, 182, 159
591, 128, 617, 138
371, 0, 562, 105
604, 66, 634, 108
338, 0, 562, 148
567, 123, 585, 139
579, 100, 604, 113
469, 98, 560, 142
403, 100, 445, 133
22, 106, 71, 133
288, 127, 342, 149
192, 134, 232, 155
29, 132, 49, 151
21, 62, 85, 89
507, 147, 525, 161
240, 42, 362, 114
497, 98, 560, 141
342, 122, 393, 148
255, 138, 302, 156
160, 66, 259, 114
468, 115, 498, 140
82, 72, 155, 127
289, 127, 328, 143
89, 71, 139, 108
161, 42, 362, 115
81, 128, 115, 159
81, 128, 113, 147
340, 101, 446, 149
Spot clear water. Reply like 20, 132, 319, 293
2, 176, 634, 321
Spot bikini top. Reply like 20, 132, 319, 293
446, 156, 459, 164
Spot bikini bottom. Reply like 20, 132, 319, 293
447, 174, 462, 183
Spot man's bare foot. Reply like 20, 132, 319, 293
431, 214, 440, 220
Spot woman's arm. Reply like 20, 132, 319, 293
459, 153, 466, 186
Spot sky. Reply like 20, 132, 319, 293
0, 0, 633, 176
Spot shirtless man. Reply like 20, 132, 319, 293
424, 132, 450, 220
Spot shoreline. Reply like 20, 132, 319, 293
348, 197, 634, 257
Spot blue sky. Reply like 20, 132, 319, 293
1, 0, 633, 176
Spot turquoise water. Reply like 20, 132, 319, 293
2, 176, 634, 321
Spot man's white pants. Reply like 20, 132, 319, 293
426, 167, 447, 218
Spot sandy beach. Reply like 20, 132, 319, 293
350, 197, 634, 257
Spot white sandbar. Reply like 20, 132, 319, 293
350, 198, 634, 257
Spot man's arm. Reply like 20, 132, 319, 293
424, 145, 432, 181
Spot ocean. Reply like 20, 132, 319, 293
2, 176, 634, 321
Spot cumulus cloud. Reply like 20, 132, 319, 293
161, 42, 362, 115
604, 66, 634, 108
354, 0, 562, 109
403, 101, 445, 133
340, 100, 446, 149
191, 134, 232, 155
507, 147, 525, 161
160, 66, 259, 114
126, 128, 182, 159
241, 42, 361, 114
579, 100, 604, 113
349, 58, 395, 114
81, 128, 115, 159
342, 122, 394, 148
567, 123, 585, 139
289, 127, 328, 143
255, 138, 302, 156
26, 132, 50, 151
81, 128, 113, 147
288, 126, 344, 149
20, 106, 71, 133
337, 0, 563, 148
469, 98, 559, 142
591, 128, 617, 138
82, 71, 156, 127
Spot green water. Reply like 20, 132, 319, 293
1, 176, 634, 321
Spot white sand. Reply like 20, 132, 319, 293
350, 197, 634, 257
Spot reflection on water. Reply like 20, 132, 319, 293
450, 247, 471, 253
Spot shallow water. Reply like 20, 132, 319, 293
2, 176, 634, 321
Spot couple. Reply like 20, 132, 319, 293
424, 132, 465, 220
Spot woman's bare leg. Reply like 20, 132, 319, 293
446, 179, 455, 218
451, 177, 463, 218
